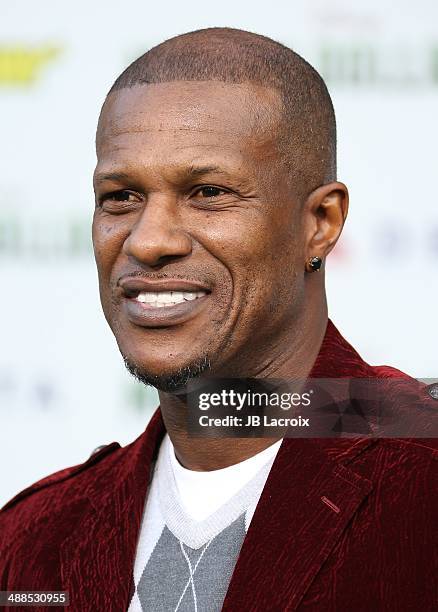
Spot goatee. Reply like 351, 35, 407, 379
123, 354, 212, 394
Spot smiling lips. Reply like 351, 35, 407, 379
119, 276, 211, 326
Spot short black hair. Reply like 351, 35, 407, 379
107, 27, 336, 200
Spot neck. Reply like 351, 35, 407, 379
158, 302, 328, 471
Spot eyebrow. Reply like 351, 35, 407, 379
94, 171, 132, 185
184, 164, 224, 178
94, 165, 232, 186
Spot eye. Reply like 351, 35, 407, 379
97, 189, 141, 213
100, 190, 138, 203
193, 185, 226, 198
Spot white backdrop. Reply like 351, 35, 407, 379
1, 0, 437, 506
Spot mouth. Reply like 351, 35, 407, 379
128, 289, 207, 308
118, 276, 211, 327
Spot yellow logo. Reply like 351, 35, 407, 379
0, 44, 61, 86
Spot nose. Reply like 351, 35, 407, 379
122, 194, 192, 266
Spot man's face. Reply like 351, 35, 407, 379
93, 81, 307, 389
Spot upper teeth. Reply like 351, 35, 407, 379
135, 291, 206, 307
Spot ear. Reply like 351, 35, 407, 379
303, 182, 349, 265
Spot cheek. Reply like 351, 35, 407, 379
206, 208, 301, 278
245, 222, 304, 316
195, 208, 284, 263
197, 209, 303, 319
92, 216, 129, 316
92, 216, 127, 274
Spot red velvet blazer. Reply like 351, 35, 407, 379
1, 320, 437, 611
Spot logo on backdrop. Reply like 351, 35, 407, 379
0, 44, 61, 86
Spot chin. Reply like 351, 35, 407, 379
122, 353, 212, 394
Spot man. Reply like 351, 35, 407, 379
1, 27, 437, 612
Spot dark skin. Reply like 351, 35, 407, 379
93, 81, 348, 470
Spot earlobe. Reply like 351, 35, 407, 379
303, 181, 349, 267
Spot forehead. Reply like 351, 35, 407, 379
95, 81, 283, 171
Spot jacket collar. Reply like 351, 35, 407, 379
60, 319, 376, 611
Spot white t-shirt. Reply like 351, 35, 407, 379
169, 436, 283, 521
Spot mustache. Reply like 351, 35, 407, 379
113, 269, 217, 292
120, 271, 206, 281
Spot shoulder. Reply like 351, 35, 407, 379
362, 363, 438, 440
317, 356, 438, 478
370, 436, 438, 463
335, 396, 438, 490
0, 441, 122, 544
2, 442, 122, 509
0, 409, 163, 539
350, 437, 438, 521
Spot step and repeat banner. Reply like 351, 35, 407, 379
1, 0, 437, 505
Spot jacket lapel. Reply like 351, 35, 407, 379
60, 410, 166, 612
222, 319, 377, 611
221, 437, 374, 611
